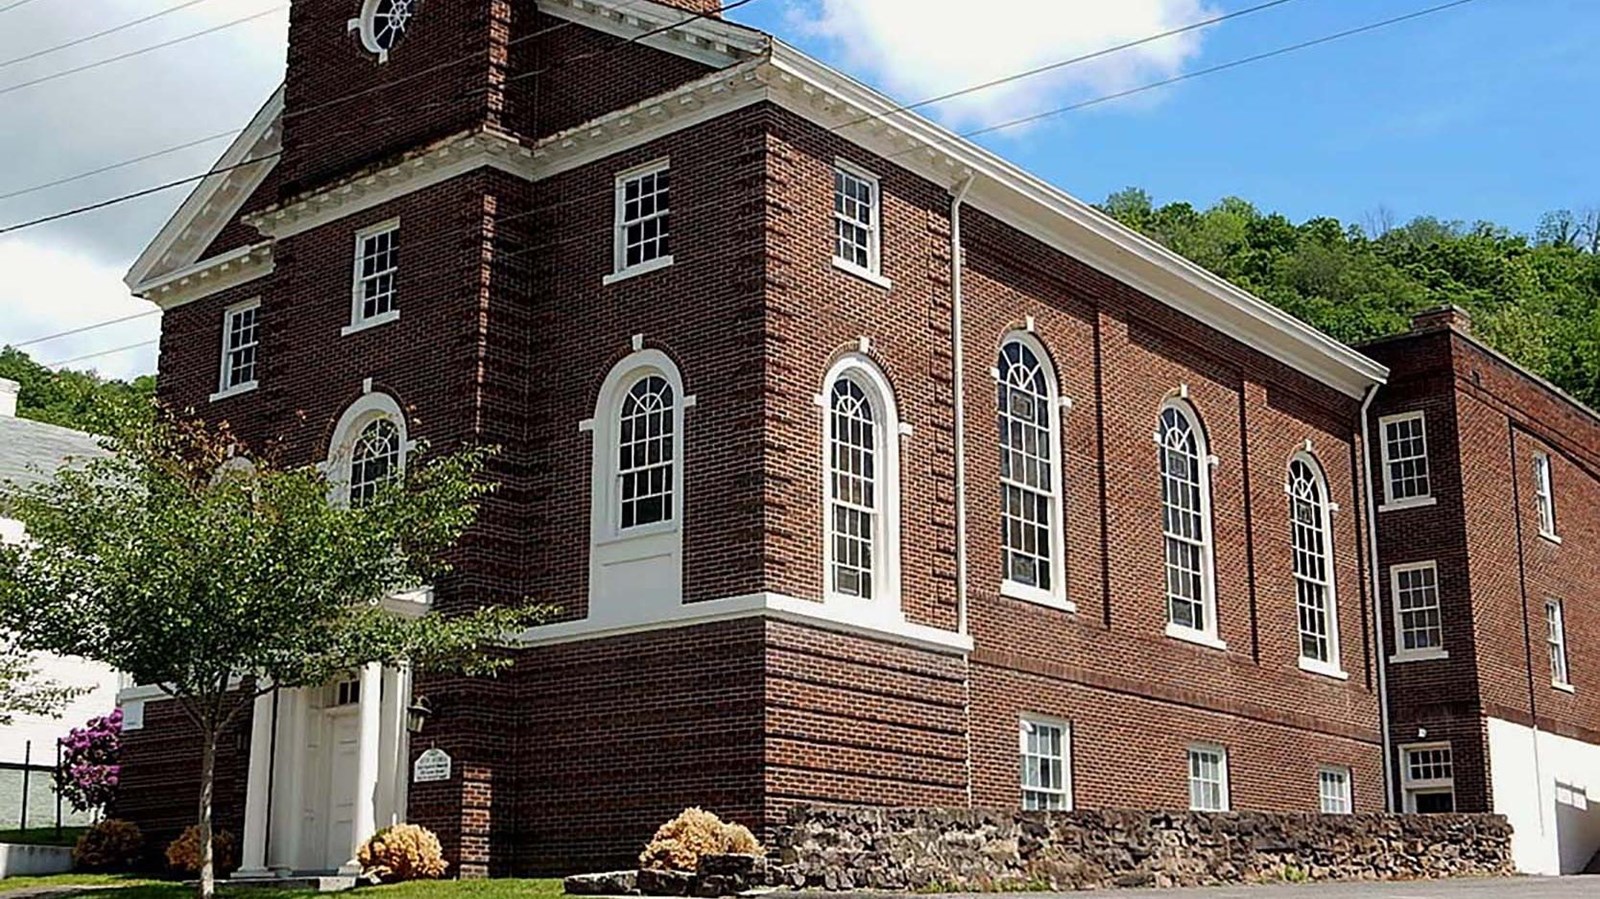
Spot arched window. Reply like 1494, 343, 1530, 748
327, 392, 409, 507
350, 418, 401, 506
1158, 399, 1217, 641
617, 375, 675, 529
997, 336, 1065, 605
587, 348, 689, 616
1289, 454, 1341, 673
822, 354, 901, 606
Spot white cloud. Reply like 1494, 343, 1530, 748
0, 239, 159, 381
0, 0, 287, 378
789, 0, 1217, 131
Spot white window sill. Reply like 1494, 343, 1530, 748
596, 519, 679, 547
1390, 648, 1449, 663
1165, 622, 1227, 651
832, 257, 893, 290
999, 579, 1076, 612
1553, 681, 1575, 694
342, 309, 400, 336
1378, 496, 1437, 513
210, 381, 258, 403
1298, 657, 1349, 680
604, 255, 674, 285
1539, 530, 1562, 545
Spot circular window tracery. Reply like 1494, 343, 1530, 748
354, 0, 416, 60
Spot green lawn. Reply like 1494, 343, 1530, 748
0, 828, 87, 847
0, 875, 565, 899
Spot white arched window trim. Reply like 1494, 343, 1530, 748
1156, 396, 1223, 650
1288, 450, 1346, 679
325, 391, 413, 505
583, 348, 692, 621
994, 331, 1071, 610
819, 352, 903, 615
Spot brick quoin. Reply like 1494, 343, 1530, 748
119, 0, 1403, 877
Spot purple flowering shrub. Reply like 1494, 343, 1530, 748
55, 708, 122, 812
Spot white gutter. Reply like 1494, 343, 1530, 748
950, 174, 975, 636
1359, 383, 1394, 810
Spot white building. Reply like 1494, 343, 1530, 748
0, 378, 123, 828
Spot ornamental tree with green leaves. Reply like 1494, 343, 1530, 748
0, 412, 540, 899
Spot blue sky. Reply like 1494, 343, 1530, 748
0, 0, 1592, 378
733, 0, 1600, 235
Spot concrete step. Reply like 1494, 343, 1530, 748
226, 875, 357, 893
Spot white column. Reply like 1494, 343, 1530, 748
236, 689, 276, 878
341, 662, 383, 874
275, 689, 307, 872
395, 665, 412, 823
376, 665, 405, 828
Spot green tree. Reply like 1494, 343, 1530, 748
0, 346, 155, 435
0, 637, 82, 726
0, 412, 540, 899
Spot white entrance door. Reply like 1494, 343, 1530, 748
321, 710, 361, 870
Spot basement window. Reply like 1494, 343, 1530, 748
1019, 717, 1071, 811
1401, 744, 1454, 813
1318, 766, 1352, 814
1187, 744, 1229, 812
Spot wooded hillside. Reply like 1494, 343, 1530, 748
1100, 189, 1600, 408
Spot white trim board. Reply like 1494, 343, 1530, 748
125, 86, 283, 293
515, 591, 973, 655
126, 10, 1387, 398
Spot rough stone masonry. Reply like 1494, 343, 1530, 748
773, 807, 1514, 892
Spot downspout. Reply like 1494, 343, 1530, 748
952, 174, 975, 636
950, 173, 975, 807
1359, 383, 1395, 810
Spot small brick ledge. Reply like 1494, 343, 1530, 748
774, 806, 1515, 891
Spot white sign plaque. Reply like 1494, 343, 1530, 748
412, 748, 452, 783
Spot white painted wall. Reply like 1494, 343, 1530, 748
0, 843, 73, 878
1487, 716, 1600, 874
0, 515, 122, 767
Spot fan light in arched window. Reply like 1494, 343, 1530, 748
1289, 458, 1336, 664
618, 376, 675, 529
997, 340, 1054, 591
829, 377, 877, 599
350, 418, 401, 506
1159, 404, 1211, 633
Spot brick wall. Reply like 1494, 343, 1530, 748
126, 2, 1398, 876
111, 697, 252, 868
1365, 320, 1600, 813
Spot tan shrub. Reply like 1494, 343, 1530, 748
639, 808, 762, 872
358, 823, 448, 882
73, 819, 144, 872
164, 825, 238, 876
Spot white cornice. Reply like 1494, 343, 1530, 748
246, 130, 534, 240
139, 242, 274, 309
515, 591, 973, 655
761, 42, 1388, 398
126, 86, 283, 294
535, 0, 766, 68
137, 35, 1385, 396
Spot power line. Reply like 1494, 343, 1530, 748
0, 0, 756, 230
10, 311, 161, 349
0, 0, 39, 14
832, 0, 1302, 131
0, 5, 285, 99
3, 0, 1484, 367
0, 0, 218, 72
42, 340, 158, 369
961, 0, 1484, 139
0, 130, 239, 202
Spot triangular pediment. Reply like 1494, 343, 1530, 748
124, 86, 283, 295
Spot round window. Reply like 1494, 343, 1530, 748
355, 0, 415, 59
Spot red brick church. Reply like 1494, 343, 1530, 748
111, 0, 1600, 880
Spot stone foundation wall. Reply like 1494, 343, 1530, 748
776, 807, 1514, 891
